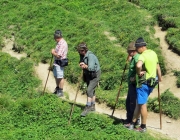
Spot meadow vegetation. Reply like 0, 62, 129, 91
173, 70, 180, 88
0, 0, 180, 139
148, 89, 180, 119
0, 52, 169, 139
130, 0, 180, 86
0, 0, 167, 106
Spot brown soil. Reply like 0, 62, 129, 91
150, 25, 180, 99
2, 25, 180, 140
35, 63, 180, 140
2, 37, 26, 59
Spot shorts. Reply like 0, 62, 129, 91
86, 70, 101, 98
53, 65, 64, 78
136, 84, 154, 104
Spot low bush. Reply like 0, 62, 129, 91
0, 94, 166, 140
173, 70, 180, 88
0, 52, 41, 99
130, 0, 180, 54
148, 89, 180, 119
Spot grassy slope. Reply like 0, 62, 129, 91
130, 0, 180, 54
0, 0, 166, 107
0, 53, 168, 139
0, 0, 180, 139
130, 0, 180, 87
0, 53, 166, 140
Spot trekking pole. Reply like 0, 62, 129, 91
111, 56, 129, 116
42, 54, 53, 95
158, 82, 162, 129
68, 71, 83, 125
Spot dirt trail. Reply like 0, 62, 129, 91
35, 63, 180, 140
150, 25, 180, 99
2, 37, 26, 59
34, 63, 127, 117
2, 27, 180, 140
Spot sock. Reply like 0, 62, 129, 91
59, 88, 63, 91
140, 124, 146, 129
86, 102, 91, 106
91, 101, 95, 105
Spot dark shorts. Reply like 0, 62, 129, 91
86, 70, 101, 98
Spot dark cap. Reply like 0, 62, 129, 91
135, 37, 146, 47
54, 30, 62, 38
127, 41, 136, 51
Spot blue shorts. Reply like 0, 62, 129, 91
136, 84, 154, 104
53, 65, 64, 78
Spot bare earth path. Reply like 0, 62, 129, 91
35, 63, 180, 140
2, 26, 180, 139
150, 25, 180, 99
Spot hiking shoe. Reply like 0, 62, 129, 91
134, 127, 147, 133
90, 104, 95, 111
56, 89, 63, 97
124, 123, 134, 130
81, 105, 92, 117
53, 87, 59, 94
123, 119, 130, 124
124, 123, 131, 128
134, 119, 140, 126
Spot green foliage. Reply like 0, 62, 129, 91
130, 0, 180, 54
0, 0, 165, 76
0, 52, 41, 98
0, 94, 164, 140
0, 52, 162, 139
173, 70, 180, 88
0, 1, 179, 139
148, 89, 180, 119
0, 0, 167, 106
0, 94, 16, 111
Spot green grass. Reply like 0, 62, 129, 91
173, 70, 180, 88
0, 52, 40, 99
130, 0, 180, 54
1, 0, 180, 139
0, 93, 169, 140
148, 89, 180, 119
0, 0, 167, 108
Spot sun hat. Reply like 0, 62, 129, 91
127, 41, 136, 51
135, 37, 146, 47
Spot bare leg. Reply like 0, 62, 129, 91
87, 96, 96, 103
55, 78, 64, 89
132, 102, 141, 123
92, 95, 96, 103
87, 97, 92, 103
59, 78, 64, 89
140, 104, 147, 124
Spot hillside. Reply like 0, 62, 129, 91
2, 28, 180, 139
1, 0, 180, 140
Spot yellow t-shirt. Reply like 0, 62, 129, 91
136, 49, 158, 87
